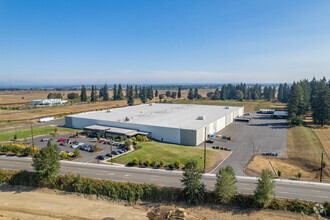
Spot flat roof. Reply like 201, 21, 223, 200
69, 103, 243, 130
84, 125, 112, 131
106, 127, 138, 135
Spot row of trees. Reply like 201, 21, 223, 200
47, 93, 62, 99
182, 160, 275, 207
288, 77, 330, 125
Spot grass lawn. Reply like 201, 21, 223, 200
112, 141, 226, 169
0, 126, 81, 142
0, 120, 28, 127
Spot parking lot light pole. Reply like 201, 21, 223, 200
110, 144, 113, 165
204, 127, 206, 173
30, 122, 35, 153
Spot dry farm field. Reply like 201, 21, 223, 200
0, 185, 323, 220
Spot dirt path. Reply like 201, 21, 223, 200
0, 184, 323, 220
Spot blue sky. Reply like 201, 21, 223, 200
0, 0, 329, 86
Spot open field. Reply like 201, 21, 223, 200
0, 126, 80, 142
312, 125, 330, 159
112, 141, 229, 170
247, 126, 330, 182
0, 184, 323, 220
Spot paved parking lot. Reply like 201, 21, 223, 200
24, 133, 126, 164
202, 112, 288, 176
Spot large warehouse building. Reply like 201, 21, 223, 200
65, 103, 244, 146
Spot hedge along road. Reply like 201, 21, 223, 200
0, 156, 329, 203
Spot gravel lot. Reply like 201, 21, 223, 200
203, 112, 288, 176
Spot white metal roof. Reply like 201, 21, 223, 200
69, 103, 243, 130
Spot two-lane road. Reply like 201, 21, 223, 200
0, 156, 329, 202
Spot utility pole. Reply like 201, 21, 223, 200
320, 151, 324, 182
203, 127, 206, 173
110, 143, 113, 165
30, 122, 35, 153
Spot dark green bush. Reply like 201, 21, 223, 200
151, 161, 157, 167
286, 199, 314, 214
174, 160, 180, 169
232, 194, 254, 208
168, 164, 175, 169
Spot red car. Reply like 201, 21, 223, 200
99, 140, 105, 143
60, 142, 67, 146
58, 138, 66, 142
69, 134, 76, 138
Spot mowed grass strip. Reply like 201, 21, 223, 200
0, 120, 28, 126
0, 126, 80, 142
112, 141, 223, 169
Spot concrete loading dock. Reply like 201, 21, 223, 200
65, 103, 244, 146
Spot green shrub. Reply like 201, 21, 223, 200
151, 161, 157, 167
138, 158, 143, 166
174, 160, 180, 169
168, 164, 174, 169
128, 158, 139, 166
287, 199, 314, 214
324, 202, 330, 217
232, 194, 254, 208
159, 160, 164, 167
277, 170, 282, 177
136, 135, 142, 142
144, 158, 152, 167
297, 172, 303, 179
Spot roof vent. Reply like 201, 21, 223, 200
196, 116, 205, 120
106, 109, 113, 112
149, 103, 153, 106
225, 106, 230, 109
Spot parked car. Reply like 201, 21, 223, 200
96, 155, 106, 160
71, 144, 79, 149
117, 149, 124, 154
206, 140, 214, 144
99, 140, 105, 143
89, 147, 96, 152
41, 138, 50, 142
69, 140, 75, 144
65, 151, 74, 157
112, 151, 119, 155
105, 153, 112, 157
69, 134, 77, 138
58, 138, 66, 142
60, 142, 67, 146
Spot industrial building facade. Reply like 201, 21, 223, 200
65, 103, 244, 146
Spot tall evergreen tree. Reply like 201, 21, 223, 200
91, 85, 98, 102
311, 78, 330, 126
113, 84, 117, 100
155, 89, 158, 97
215, 166, 237, 203
283, 83, 290, 103
103, 84, 109, 101
212, 88, 220, 100
287, 82, 304, 124
181, 160, 205, 205
220, 85, 228, 100
187, 88, 194, 100
80, 85, 87, 102
127, 85, 134, 106
134, 86, 139, 99
32, 143, 61, 180
178, 86, 182, 98
278, 84, 284, 102
194, 88, 199, 99
117, 84, 124, 100
254, 169, 275, 208
140, 86, 148, 103
125, 84, 129, 99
